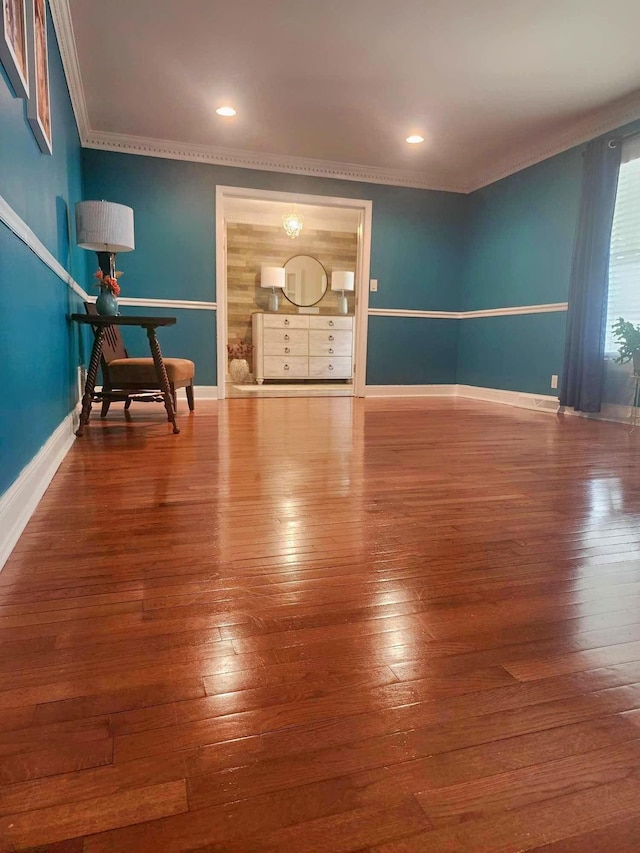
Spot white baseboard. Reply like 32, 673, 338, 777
0, 410, 77, 572
571, 402, 632, 425
365, 384, 457, 397
194, 385, 218, 400
365, 383, 559, 412
457, 385, 560, 413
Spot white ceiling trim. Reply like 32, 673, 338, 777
81, 130, 468, 193
49, 0, 640, 196
468, 90, 640, 191
49, 0, 90, 139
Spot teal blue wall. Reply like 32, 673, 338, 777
81, 149, 467, 384
367, 317, 459, 385
457, 147, 584, 393
458, 313, 568, 394
460, 147, 583, 311
80, 144, 595, 393
0, 4, 84, 496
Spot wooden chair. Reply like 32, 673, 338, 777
84, 303, 195, 417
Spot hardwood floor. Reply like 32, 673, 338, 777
2, 396, 640, 851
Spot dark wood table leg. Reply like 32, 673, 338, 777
76, 327, 105, 436
146, 327, 180, 434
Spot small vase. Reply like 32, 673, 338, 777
229, 358, 250, 383
96, 287, 119, 316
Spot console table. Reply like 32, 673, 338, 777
71, 314, 180, 436
252, 313, 354, 383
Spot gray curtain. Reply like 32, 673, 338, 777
559, 136, 621, 412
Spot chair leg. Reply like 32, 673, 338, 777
186, 382, 195, 411
171, 383, 177, 412
124, 398, 132, 411
101, 399, 111, 418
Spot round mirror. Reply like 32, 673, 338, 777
283, 255, 328, 307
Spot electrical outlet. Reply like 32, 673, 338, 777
370, 279, 378, 292
551, 374, 558, 389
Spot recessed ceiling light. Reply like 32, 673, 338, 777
406, 135, 425, 144
216, 106, 236, 117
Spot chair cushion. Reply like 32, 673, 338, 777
107, 357, 195, 385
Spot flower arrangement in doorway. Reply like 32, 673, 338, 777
226, 341, 253, 360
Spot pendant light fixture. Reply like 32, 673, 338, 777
282, 206, 304, 239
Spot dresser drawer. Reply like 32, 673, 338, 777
309, 316, 353, 331
262, 314, 309, 330
308, 357, 352, 379
263, 356, 309, 378
309, 330, 352, 357
263, 329, 308, 356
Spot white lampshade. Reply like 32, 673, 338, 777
75, 201, 135, 252
260, 266, 285, 289
331, 270, 355, 292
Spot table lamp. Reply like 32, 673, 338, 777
331, 270, 355, 315
75, 200, 135, 283
261, 266, 285, 312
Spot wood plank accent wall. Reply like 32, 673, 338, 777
226, 223, 358, 349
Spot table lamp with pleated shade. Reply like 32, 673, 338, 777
331, 270, 355, 315
261, 266, 285, 312
75, 200, 135, 282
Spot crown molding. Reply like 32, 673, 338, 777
468, 89, 640, 191
48, 0, 90, 139
81, 130, 469, 193
49, 0, 640, 195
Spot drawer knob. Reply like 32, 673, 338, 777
284, 364, 290, 370
285, 347, 290, 353
329, 320, 334, 326
284, 334, 290, 340
328, 335, 334, 341
329, 364, 334, 370
329, 348, 333, 354
284, 319, 290, 325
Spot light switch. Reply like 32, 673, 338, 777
370, 279, 378, 292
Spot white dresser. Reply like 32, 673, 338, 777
252, 313, 354, 383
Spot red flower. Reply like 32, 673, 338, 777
226, 341, 254, 359
93, 269, 122, 296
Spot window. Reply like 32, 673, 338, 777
606, 136, 640, 353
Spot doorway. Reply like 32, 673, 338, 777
215, 187, 372, 399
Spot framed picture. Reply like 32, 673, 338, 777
0, 0, 29, 98
26, 0, 51, 154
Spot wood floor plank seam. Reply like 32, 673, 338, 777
2, 398, 640, 850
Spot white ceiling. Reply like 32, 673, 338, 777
57, 0, 640, 192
